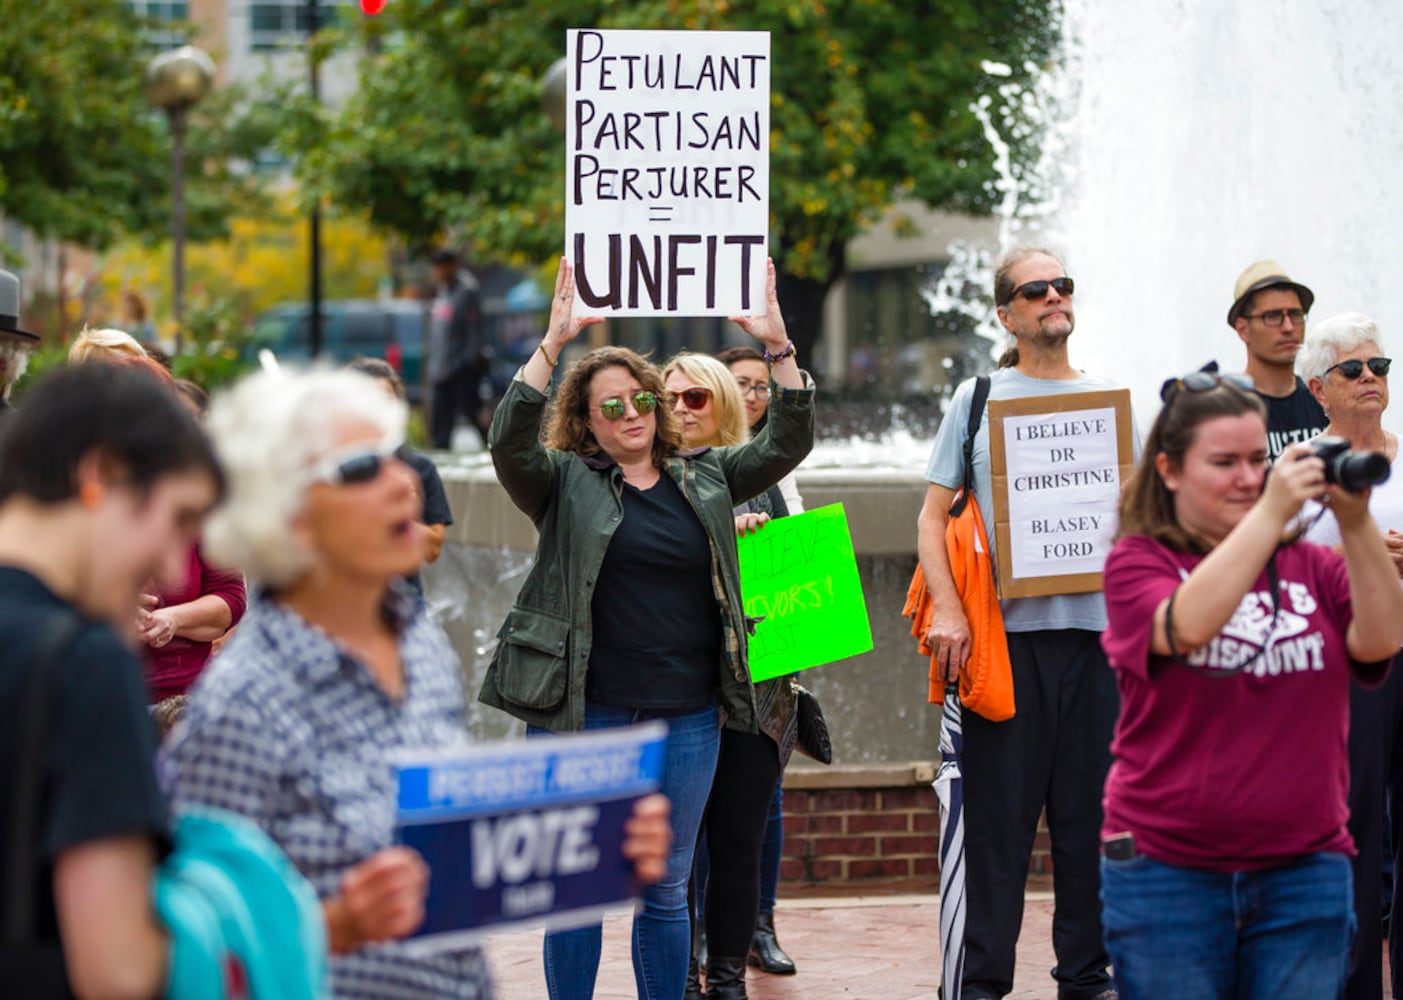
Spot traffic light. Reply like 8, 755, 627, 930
359, 0, 385, 14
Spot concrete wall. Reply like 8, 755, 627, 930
424, 461, 946, 765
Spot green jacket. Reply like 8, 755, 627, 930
478, 372, 816, 734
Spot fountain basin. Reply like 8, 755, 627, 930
423, 461, 943, 765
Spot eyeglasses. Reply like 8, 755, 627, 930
598, 391, 658, 421
665, 387, 713, 411
734, 378, 770, 401
1325, 357, 1391, 380
1004, 276, 1075, 304
1159, 369, 1256, 404
1241, 308, 1307, 327
311, 442, 401, 486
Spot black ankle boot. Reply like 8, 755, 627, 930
685, 953, 704, 1000
703, 957, 748, 1000
747, 912, 796, 975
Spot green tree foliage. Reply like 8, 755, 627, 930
316, 0, 1056, 358
0, 0, 167, 247
0, 0, 278, 253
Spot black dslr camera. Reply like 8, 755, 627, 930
1307, 435, 1391, 494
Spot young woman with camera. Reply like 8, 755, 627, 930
1098, 370, 1403, 999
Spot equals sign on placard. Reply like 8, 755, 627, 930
647, 205, 674, 222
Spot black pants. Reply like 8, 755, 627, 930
430, 365, 488, 450
961, 629, 1118, 1000
695, 729, 782, 958
1345, 667, 1402, 1000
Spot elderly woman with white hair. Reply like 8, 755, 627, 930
162, 367, 671, 999
1299, 312, 1403, 1000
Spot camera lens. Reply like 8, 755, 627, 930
1332, 451, 1391, 493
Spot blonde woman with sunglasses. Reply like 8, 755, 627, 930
661, 351, 799, 1000
481, 256, 813, 1000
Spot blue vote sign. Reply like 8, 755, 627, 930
392, 722, 667, 952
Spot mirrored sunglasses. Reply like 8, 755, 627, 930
1159, 369, 1255, 404
1325, 357, 1391, 380
598, 391, 658, 421
311, 442, 401, 486
1006, 276, 1075, 304
665, 387, 713, 411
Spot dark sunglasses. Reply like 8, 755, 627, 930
1325, 357, 1391, 380
598, 391, 658, 421
1005, 276, 1075, 304
312, 442, 400, 486
1159, 369, 1255, 404
665, 387, 713, 411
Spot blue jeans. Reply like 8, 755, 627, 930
1101, 851, 1355, 1000
532, 702, 720, 1000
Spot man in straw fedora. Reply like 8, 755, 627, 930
1228, 258, 1326, 463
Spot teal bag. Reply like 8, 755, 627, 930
153, 808, 328, 1000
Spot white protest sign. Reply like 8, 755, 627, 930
988, 390, 1133, 597
565, 28, 771, 316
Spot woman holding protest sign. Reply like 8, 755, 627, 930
164, 366, 673, 999
1099, 371, 1403, 998
663, 351, 798, 999
481, 256, 813, 1000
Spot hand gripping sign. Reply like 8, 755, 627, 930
392, 723, 666, 952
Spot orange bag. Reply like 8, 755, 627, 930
903, 374, 1015, 722
903, 492, 1014, 721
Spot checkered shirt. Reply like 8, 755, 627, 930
163, 589, 493, 999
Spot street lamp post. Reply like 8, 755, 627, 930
145, 45, 215, 356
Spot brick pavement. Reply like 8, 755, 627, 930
484, 887, 1395, 999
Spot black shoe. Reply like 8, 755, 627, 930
704, 957, 748, 1000
685, 954, 704, 1000
747, 913, 796, 975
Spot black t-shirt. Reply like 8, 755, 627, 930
399, 445, 455, 596
1258, 378, 1328, 463
587, 473, 721, 710
0, 567, 170, 965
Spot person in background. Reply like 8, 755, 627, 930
1100, 371, 1403, 998
1297, 313, 1403, 1000
664, 351, 797, 1000
67, 326, 149, 364
0, 362, 224, 999
0, 268, 40, 419
349, 356, 454, 597
164, 367, 672, 998
1228, 259, 1327, 462
174, 379, 209, 420
426, 247, 488, 450
481, 256, 813, 1000
714, 343, 802, 979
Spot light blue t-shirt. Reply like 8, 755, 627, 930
926, 367, 1137, 632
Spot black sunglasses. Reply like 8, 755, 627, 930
1004, 276, 1075, 304
598, 391, 658, 421
665, 387, 713, 411
312, 442, 400, 486
1325, 357, 1391, 380
1159, 369, 1256, 404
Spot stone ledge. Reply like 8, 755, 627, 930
783, 760, 937, 790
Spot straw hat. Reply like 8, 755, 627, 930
1227, 259, 1315, 326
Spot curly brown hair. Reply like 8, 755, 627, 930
544, 346, 684, 464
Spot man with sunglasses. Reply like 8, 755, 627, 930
917, 246, 1122, 1000
1229, 259, 1327, 462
